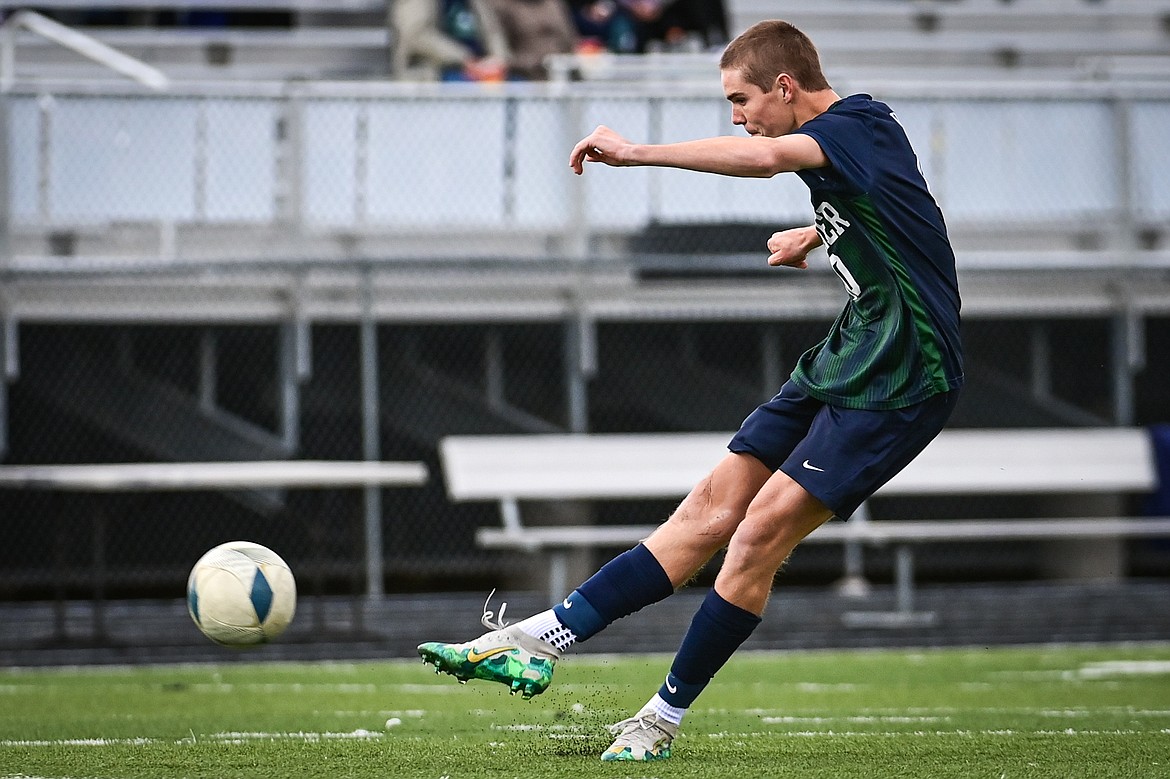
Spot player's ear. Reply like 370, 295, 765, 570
775, 74, 791, 100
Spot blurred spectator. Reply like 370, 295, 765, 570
389, 0, 508, 81
647, 0, 729, 51
479, 0, 580, 80
570, 0, 640, 53
569, 0, 728, 54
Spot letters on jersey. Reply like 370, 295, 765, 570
814, 201, 862, 301
787, 94, 964, 410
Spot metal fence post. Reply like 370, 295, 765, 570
0, 316, 14, 460
359, 271, 384, 599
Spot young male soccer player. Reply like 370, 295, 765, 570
418, 18, 964, 762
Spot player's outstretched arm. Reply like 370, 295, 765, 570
569, 125, 827, 177
766, 226, 822, 269
569, 125, 636, 173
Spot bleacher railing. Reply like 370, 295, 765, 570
0, 10, 169, 92
2, 79, 1169, 266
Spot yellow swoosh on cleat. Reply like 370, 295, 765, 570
466, 646, 516, 663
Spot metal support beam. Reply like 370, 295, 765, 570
894, 545, 915, 615
1110, 96, 1136, 251
277, 89, 305, 232
1029, 322, 1051, 399
278, 320, 307, 452
2, 315, 16, 381
836, 501, 871, 597
0, 316, 17, 460
359, 279, 383, 598
1111, 309, 1144, 426
485, 326, 505, 411
0, 89, 9, 269
564, 314, 595, 433
0, 370, 6, 460
760, 324, 784, 396
548, 551, 568, 605
562, 95, 588, 259
198, 329, 217, 413
354, 105, 369, 225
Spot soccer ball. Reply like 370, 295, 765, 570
186, 541, 297, 647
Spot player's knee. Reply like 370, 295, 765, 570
728, 513, 804, 569
668, 484, 743, 547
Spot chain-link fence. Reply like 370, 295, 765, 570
2, 313, 1168, 602
5, 82, 1169, 261
1, 81, 1169, 612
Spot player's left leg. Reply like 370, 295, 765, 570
602, 473, 830, 761
604, 388, 961, 760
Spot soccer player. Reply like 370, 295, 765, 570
418, 18, 964, 762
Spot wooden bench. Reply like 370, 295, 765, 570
439, 429, 1170, 619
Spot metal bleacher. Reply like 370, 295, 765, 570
0, 0, 1168, 630
0, 0, 1166, 84
0, 0, 1167, 316
0, 4, 1163, 320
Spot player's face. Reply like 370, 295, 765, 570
722, 68, 792, 138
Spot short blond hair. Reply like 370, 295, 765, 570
719, 20, 831, 93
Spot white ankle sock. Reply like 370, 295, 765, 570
647, 693, 686, 726
513, 609, 578, 652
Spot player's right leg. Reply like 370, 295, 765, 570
418, 453, 771, 698
417, 542, 677, 699
417, 540, 681, 698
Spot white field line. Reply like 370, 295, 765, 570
5, 725, 1168, 749
0, 738, 157, 747
1075, 660, 1170, 679
989, 660, 1170, 682
708, 729, 1170, 738
490, 723, 586, 732
762, 715, 950, 724
0, 681, 455, 694
208, 730, 384, 742
3, 658, 1166, 694
186, 683, 382, 693
706, 706, 1170, 719
0, 730, 385, 747
323, 709, 427, 717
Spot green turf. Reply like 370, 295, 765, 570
2, 644, 1169, 778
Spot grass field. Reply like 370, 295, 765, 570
2, 643, 1169, 779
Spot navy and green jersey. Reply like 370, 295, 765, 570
789, 93, 963, 410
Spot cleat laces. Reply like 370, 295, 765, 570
608, 712, 658, 737
480, 588, 509, 631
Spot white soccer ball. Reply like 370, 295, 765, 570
186, 541, 297, 647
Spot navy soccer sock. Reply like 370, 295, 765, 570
551, 543, 674, 641
658, 587, 762, 709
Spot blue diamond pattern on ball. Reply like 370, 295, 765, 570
251, 568, 274, 623
187, 588, 200, 624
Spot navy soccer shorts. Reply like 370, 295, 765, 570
728, 380, 959, 519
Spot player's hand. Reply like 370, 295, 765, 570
766, 227, 816, 269
570, 125, 634, 174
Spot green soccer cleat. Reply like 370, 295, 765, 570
417, 592, 560, 699
600, 708, 679, 762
